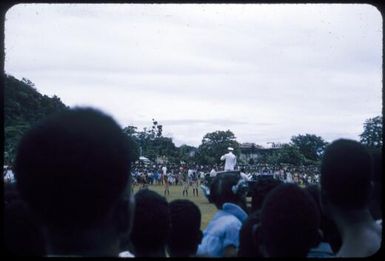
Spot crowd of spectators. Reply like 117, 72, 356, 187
4, 107, 382, 257
128, 162, 320, 190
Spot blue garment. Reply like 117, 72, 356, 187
197, 203, 248, 257
307, 242, 335, 258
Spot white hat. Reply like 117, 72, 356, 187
228, 147, 234, 151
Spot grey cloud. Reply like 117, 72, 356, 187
4, 4, 381, 147
160, 119, 273, 126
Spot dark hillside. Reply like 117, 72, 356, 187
4, 74, 69, 164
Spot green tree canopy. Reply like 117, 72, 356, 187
122, 120, 177, 163
4, 74, 69, 165
290, 134, 328, 161
196, 130, 240, 165
360, 116, 383, 149
178, 144, 197, 164
266, 144, 307, 165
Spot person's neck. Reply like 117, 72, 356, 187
333, 208, 375, 232
333, 208, 381, 257
43, 226, 120, 257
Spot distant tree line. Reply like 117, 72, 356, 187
359, 116, 383, 149
4, 74, 382, 167
123, 119, 382, 167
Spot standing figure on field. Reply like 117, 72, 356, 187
192, 170, 199, 197
163, 171, 170, 196
161, 165, 167, 186
220, 147, 237, 171
182, 168, 189, 197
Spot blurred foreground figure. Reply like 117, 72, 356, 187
167, 199, 203, 257
320, 139, 381, 257
197, 172, 248, 257
130, 189, 170, 257
259, 183, 321, 257
238, 176, 283, 257
4, 182, 46, 256
14, 107, 134, 257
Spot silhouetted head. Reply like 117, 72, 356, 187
210, 172, 248, 211
130, 189, 170, 257
250, 176, 282, 212
260, 183, 320, 257
14, 107, 133, 230
167, 199, 202, 257
320, 139, 372, 211
238, 210, 262, 257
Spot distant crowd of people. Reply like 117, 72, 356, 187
4, 107, 382, 257
130, 162, 320, 188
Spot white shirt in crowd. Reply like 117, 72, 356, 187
162, 166, 167, 175
188, 169, 194, 179
210, 168, 217, 177
240, 171, 251, 181
220, 152, 237, 171
286, 172, 293, 183
119, 250, 135, 257
4, 169, 15, 183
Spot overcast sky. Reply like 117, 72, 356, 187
4, 4, 382, 147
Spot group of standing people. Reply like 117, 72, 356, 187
198, 140, 382, 257
131, 163, 201, 197
4, 107, 382, 257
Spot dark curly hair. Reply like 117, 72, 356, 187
249, 176, 282, 212
260, 183, 320, 257
130, 189, 170, 256
321, 139, 372, 210
14, 107, 132, 230
167, 199, 202, 257
209, 172, 247, 211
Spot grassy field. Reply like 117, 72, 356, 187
132, 184, 217, 230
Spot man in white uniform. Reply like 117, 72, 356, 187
220, 147, 237, 171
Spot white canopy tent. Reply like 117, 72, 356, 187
139, 156, 152, 164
